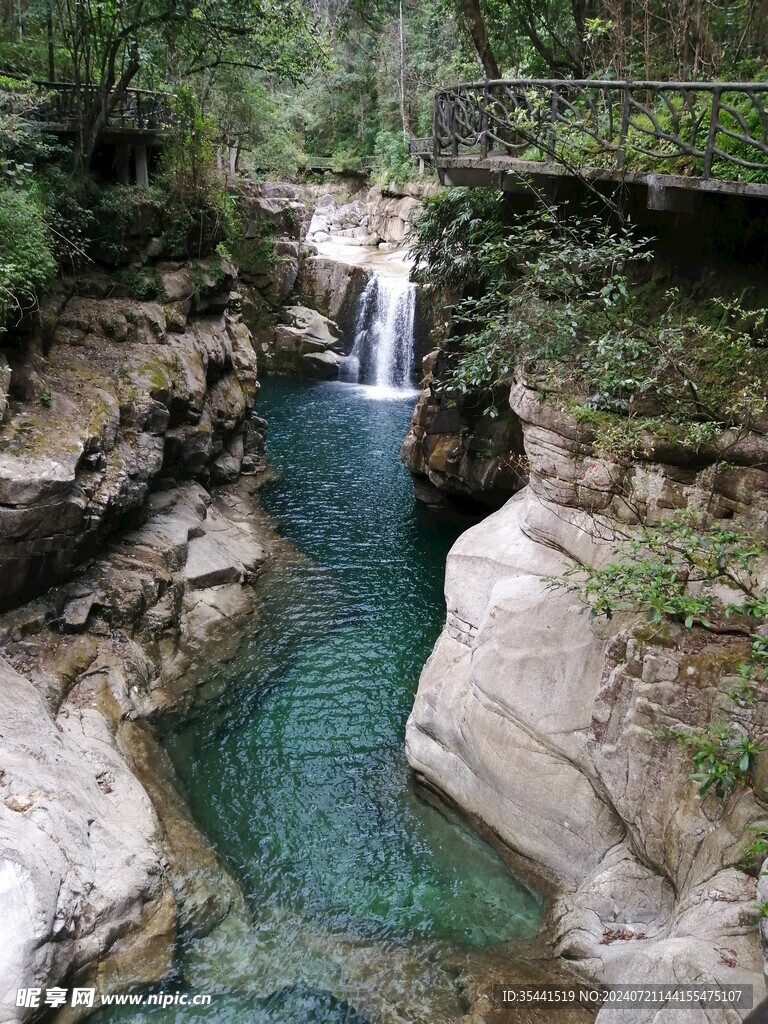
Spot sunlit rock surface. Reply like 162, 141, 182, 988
407, 381, 768, 1017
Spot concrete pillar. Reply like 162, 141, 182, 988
134, 143, 149, 187
228, 146, 238, 175
115, 145, 131, 185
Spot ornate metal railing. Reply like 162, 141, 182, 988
434, 80, 768, 180
29, 81, 176, 131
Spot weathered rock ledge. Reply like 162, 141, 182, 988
406, 380, 768, 1021
0, 256, 265, 607
0, 475, 272, 1021
0, 247, 275, 1019
401, 351, 528, 514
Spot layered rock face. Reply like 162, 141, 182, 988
407, 380, 768, 1017
298, 253, 370, 336
238, 184, 372, 378
401, 352, 528, 513
241, 180, 437, 380
0, 477, 268, 1019
0, 238, 272, 1017
0, 257, 265, 607
235, 181, 309, 311
306, 182, 438, 248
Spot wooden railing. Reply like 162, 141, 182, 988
302, 155, 374, 173
433, 79, 768, 181
409, 136, 432, 158
27, 81, 176, 131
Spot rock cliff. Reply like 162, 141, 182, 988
306, 182, 439, 248
235, 183, 372, 378
406, 380, 768, 1019
401, 351, 528, 514
0, 476, 269, 1019
0, 255, 265, 606
0, 227, 274, 1017
239, 179, 438, 381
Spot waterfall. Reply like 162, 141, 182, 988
341, 274, 416, 390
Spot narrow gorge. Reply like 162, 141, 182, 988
0, 182, 587, 1024
4, 171, 768, 1024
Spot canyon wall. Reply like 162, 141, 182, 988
0, 201, 284, 1018
401, 351, 528, 514
406, 380, 768, 1019
0, 175, 431, 1017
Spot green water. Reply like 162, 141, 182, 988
98, 378, 541, 1023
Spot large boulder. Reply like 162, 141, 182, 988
401, 352, 528, 512
0, 657, 175, 1022
368, 195, 421, 244
253, 304, 344, 377
298, 256, 369, 339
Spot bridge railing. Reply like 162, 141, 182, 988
28, 82, 176, 131
301, 155, 374, 173
302, 155, 335, 171
409, 136, 432, 157
434, 79, 768, 181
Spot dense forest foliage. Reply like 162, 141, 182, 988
3, 0, 768, 331
4, 0, 768, 178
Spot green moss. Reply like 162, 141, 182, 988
138, 358, 172, 392
88, 396, 111, 435
119, 268, 160, 301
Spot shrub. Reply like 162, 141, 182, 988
549, 512, 768, 801
0, 185, 56, 331
372, 130, 412, 186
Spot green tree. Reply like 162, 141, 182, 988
44, 0, 326, 172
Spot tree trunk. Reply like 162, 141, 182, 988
398, 1, 411, 139
46, 1, 55, 81
456, 0, 500, 80
74, 41, 140, 176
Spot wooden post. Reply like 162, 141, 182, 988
617, 82, 632, 170
703, 88, 721, 179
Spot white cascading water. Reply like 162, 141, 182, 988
340, 274, 416, 390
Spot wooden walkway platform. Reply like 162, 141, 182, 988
23, 81, 175, 145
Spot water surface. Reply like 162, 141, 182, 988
96, 378, 541, 1023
